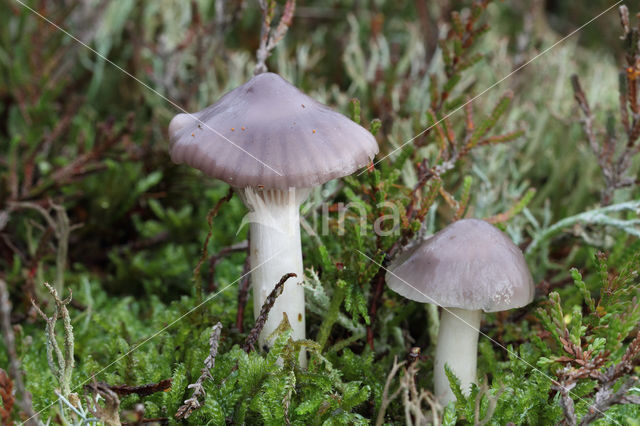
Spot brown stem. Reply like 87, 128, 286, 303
366, 269, 386, 351
208, 240, 248, 293
235, 250, 251, 332
193, 188, 234, 302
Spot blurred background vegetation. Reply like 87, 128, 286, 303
1, 0, 639, 424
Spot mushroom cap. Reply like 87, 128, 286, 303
385, 219, 534, 312
168, 73, 379, 189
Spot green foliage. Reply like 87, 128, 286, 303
1, 0, 640, 424
444, 364, 465, 404
183, 322, 370, 425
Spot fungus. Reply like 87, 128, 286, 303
385, 219, 534, 404
168, 72, 378, 364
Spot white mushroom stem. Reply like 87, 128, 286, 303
434, 307, 481, 404
239, 187, 311, 363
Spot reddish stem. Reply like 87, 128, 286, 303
366, 269, 386, 350
235, 249, 251, 332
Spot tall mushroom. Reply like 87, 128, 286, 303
385, 219, 534, 404
168, 73, 378, 360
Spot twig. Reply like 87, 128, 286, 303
235, 251, 251, 331
243, 273, 296, 352
7, 201, 79, 294
175, 322, 223, 420
254, 0, 297, 75
193, 188, 234, 303
571, 8, 640, 205
525, 200, 640, 255
0, 279, 38, 424
552, 323, 640, 424
366, 269, 386, 351
209, 240, 248, 293
475, 381, 505, 426
375, 357, 406, 426
31, 282, 74, 399
85, 381, 121, 426
400, 361, 440, 426
558, 381, 578, 426
579, 377, 637, 425
576, 329, 640, 424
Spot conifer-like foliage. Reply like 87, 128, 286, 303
0, 0, 639, 424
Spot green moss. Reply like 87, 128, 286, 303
1, 0, 640, 424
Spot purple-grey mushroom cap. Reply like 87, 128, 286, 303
168, 73, 379, 189
385, 219, 534, 312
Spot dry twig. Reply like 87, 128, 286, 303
375, 357, 406, 426
571, 5, 640, 204
175, 322, 223, 420
208, 240, 248, 292
31, 282, 74, 399
235, 251, 252, 331
400, 362, 440, 426
254, 0, 296, 75
474, 381, 504, 426
85, 381, 121, 426
552, 322, 640, 424
6, 201, 81, 294
375, 354, 442, 426
193, 188, 234, 302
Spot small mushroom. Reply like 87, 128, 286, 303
385, 219, 534, 404
169, 73, 378, 364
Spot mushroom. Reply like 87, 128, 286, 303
385, 218, 534, 404
168, 73, 378, 362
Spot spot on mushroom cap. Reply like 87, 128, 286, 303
385, 219, 534, 312
168, 73, 379, 189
